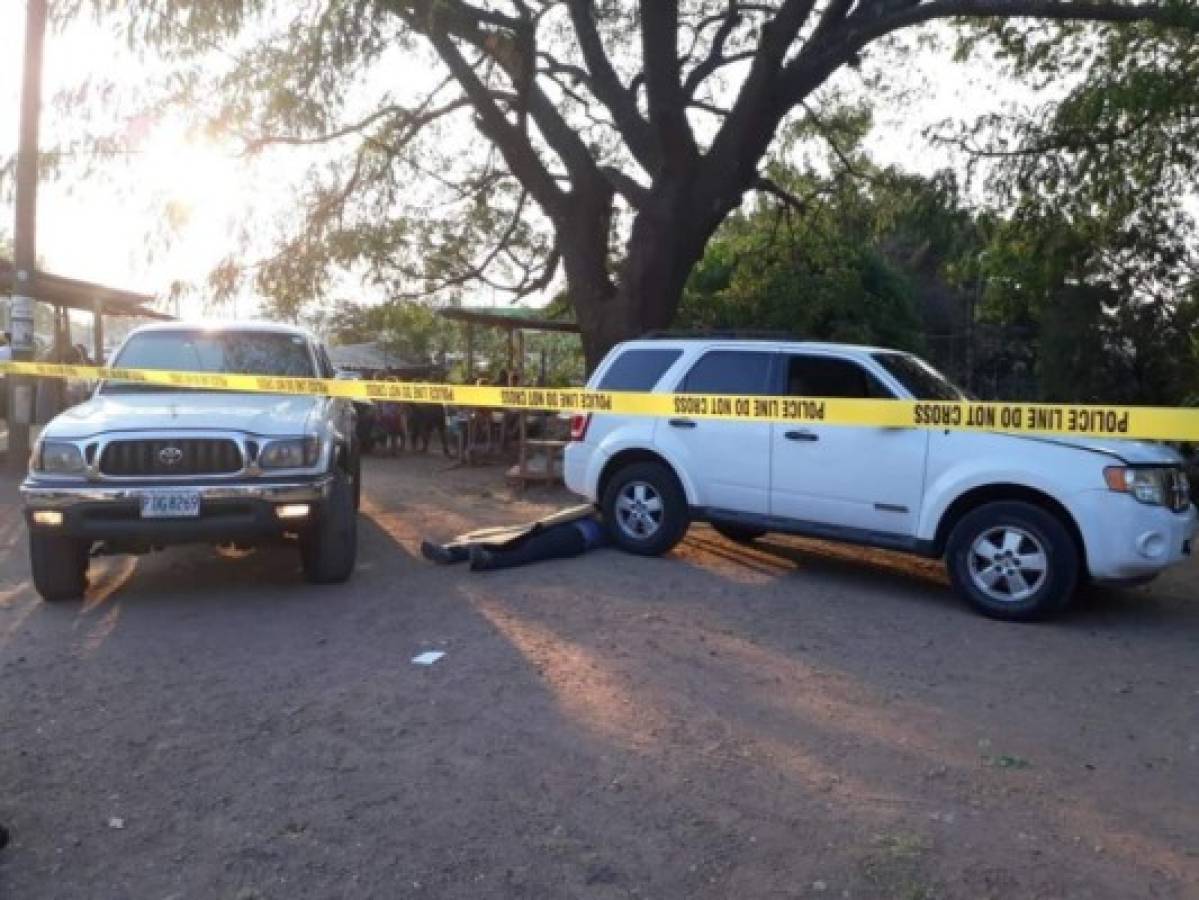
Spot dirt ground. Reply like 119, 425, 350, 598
0, 453, 1196, 899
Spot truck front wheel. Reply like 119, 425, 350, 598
29, 531, 90, 602
300, 469, 358, 584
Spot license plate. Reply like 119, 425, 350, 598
140, 491, 201, 518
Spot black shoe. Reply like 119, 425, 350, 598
469, 546, 497, 572
420, 540, 456, 565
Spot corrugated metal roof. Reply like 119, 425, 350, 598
437, 306, 580, 333
0, 260, 172, 319
327, 341, 421, 371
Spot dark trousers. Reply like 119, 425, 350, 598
476, 523, 589, 570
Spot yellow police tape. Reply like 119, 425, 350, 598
3, 359, 1198, 441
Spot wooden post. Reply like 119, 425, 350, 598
465, 323, 475, 380
55, 304, 67, 357
7, 0, 48, 470
93, 297, 104, 364
515, 328, 527, 485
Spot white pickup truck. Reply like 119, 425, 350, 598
21, 322, 360, 602
565, 337, 1196, 620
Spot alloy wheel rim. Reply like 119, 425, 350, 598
615, 481, 664, 540
968, 525, 1049, 603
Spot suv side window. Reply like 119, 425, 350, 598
680, 350, 775, 395
786, 355, 893, 398
598, 349, 682, 391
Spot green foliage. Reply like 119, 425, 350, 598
680, 212, 923, 350
679, 159, 988, 353
946, 18, 1199, 395
26, 3, 1199, 387
681, 138, 1199, 407
320, 298, 454, 364
980, 210, 1199, 404
44, 0, 1196, 363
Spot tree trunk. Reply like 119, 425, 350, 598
568, 185, 731, 371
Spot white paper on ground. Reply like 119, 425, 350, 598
411, 651, 446, 666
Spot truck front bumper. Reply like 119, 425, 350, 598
21, 476, 334, 545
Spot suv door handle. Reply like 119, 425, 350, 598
784, 429, 819, 442
669, 418, 697, 429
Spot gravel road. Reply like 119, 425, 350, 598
1, 455, 1196, 899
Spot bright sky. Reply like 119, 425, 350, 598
0, 5, 1039, 322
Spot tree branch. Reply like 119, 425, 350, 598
564, 0, 659, 172
239, 97, 470, 155
683, 2, 747, 96
702, 0, 822, 182
600, 166, 652, 208
640, 0, 700, 165
781, 0, 1198, 110
420, 21, 568, 217
401, 0, 614, 208
752, 175, 811, 213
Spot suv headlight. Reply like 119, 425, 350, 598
1104, 466, 1188, 510
258, 436, 320, 469
37, 441, 86, 474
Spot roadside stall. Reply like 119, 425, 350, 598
1, 261, 171, 444
436, 307, 582, 487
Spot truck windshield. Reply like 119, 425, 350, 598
871, 352, 968, 401
103, 330, 315, 392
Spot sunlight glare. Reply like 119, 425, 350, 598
139, 122, 243, 227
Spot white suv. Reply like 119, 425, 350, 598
565, 338, 1196, 620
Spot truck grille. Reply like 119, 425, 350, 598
1166, 468, 1191, 513
99, 439, 243, 477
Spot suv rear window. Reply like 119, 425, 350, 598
597, 348, 682, 391
786, 355, 892, 398
680, 351, 775, 395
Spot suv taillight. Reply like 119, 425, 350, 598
570, 413, 592, 441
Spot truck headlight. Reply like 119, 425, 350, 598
258, 436, 320, 469
38, 441, 86, 474
1104, 466, 1180, 508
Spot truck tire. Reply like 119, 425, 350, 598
945, 501, 1079, 621
350, 446, 362, 511
601, 461, 690, 556
711, 523, 767, 544
29, 532, 90, 602
300, 469, 358, 584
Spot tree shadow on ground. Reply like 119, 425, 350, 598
2, 479, 1196, 900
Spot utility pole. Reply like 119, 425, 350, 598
7, 0, 48, 472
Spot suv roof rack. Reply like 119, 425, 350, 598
639, 329, 803, 341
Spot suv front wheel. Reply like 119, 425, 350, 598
945, 501, 1079, 621
601, 461, 690, 556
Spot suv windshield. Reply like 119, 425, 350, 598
104, 330, 315, 392
872, 352, 967, 401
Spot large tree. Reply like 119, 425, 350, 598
72, 0, 1198, 367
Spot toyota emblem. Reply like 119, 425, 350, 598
158, 445, 184, 466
